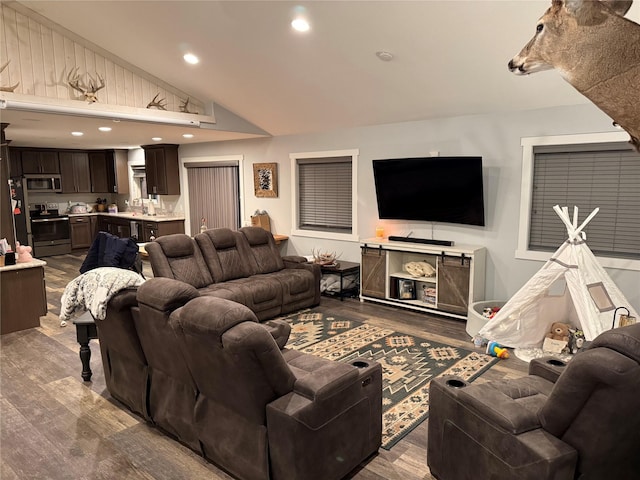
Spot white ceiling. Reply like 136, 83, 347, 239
4, 0, 640, 150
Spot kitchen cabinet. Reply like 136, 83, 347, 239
142, 219, 184, 242
90, 149, 129, 194
70, 215, 93, 249
9, 149, 22, 177
20, 149, 60, 174
59, 151, 92, 193
1, 261, 47, 334
99, 216, 131, 239
142, 144, 180, 195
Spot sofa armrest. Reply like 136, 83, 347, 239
434, 377, 543, 434
263, 319, 291, 349
294, 362, 359, 402
529, 357, 568, 383
137, 277, 199, 312
282, 255, 309, 264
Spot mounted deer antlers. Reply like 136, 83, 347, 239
179, 97, 196, 114
147, 93, 167, 110
508, 0, 640, 151
67, 67, 105, 103
0, 61, 20, 92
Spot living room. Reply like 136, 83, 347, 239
1, 1, 640, 479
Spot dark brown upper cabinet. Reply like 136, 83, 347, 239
59, 151, 92, 193
21, 150, 60, 174
142, 144, 180, 195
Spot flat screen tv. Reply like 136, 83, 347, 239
372, 156, 485, 226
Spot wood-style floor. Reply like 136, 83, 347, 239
1, 252, 530, 480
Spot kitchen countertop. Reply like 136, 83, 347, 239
0, 258, 47, 272
67, 212, 185, 222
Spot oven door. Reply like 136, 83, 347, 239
30, 216, 71, 256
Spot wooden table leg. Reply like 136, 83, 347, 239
75, 322, 98, 382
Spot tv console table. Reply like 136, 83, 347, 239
360, 238, 486, 320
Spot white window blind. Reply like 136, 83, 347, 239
298, 156, 352, 233
530, 143, 640, 259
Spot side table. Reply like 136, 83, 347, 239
320, 261, 360, 301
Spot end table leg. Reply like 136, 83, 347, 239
79, 341, 92, 381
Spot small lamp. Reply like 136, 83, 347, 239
375, 226, 384, 238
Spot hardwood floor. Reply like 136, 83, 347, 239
0, 253, 530, 480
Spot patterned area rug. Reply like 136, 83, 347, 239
284, 311, 499, 449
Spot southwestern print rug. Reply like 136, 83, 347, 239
283, 310, 499, 449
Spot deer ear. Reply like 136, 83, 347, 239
600, 0, 633, 16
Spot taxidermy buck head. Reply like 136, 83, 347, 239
508, 0, 640, 151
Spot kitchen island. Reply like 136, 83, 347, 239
0, 258, 47, 334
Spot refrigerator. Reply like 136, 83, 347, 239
9, 177, 29, 247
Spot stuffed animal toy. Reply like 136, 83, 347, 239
16, 241, 33, 263
546, 322, 571, 343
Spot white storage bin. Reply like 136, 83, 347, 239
466, 300, 506, 338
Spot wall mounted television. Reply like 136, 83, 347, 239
372, 156, 485, 226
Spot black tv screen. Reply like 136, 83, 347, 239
372, 156, 485, 226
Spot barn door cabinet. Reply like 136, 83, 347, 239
141, 144, 180, 195
359, 239, 486, 320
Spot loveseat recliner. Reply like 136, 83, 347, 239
427, 323, 640, 480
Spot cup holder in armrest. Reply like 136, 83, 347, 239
445, 378, 468, 389
546, 359, 567, 367
352, 360, 370, 369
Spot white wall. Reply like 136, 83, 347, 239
178, 103, 640, 312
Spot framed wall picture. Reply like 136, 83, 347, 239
253, 162, 278, 198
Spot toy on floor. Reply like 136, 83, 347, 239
546, 322, 571, 343
487, 341, 509, 359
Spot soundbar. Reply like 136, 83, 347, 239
388, 236, 454, 247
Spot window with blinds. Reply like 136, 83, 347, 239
529, 143, 640, 260
298, 156, 352, 233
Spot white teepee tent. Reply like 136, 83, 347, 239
479, 205, 638, 348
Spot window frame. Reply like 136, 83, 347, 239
290, 148, 359, 241
516, 131, 639, 271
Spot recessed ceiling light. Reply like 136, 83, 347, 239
182, 133, 194, 139
152, 137, 163, 141
183, 53, 199, 64
98, 126, 112, 132
291, 18, 310, 32
71, 131, 84, 136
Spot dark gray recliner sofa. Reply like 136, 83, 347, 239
145, 226, 321, 320
427, 323, 640, 480
98, 279, 382, 480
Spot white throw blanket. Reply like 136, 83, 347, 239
59, 267, 145, 326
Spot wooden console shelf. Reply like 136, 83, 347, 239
360, 238, 486, 320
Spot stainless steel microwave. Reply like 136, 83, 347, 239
24, 174, 62, 193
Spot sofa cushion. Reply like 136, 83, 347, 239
146, 235, 213, 288
238, 227, 285, 274
195, 229, 253, 282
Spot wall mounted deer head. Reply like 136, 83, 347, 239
508, 0, 640, 151
67, 67, 105, 103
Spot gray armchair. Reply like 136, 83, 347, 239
427, 323, 640, 480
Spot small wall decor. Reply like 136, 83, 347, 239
253, 163, 278, 198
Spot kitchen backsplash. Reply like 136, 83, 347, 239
28, 192, 183, 216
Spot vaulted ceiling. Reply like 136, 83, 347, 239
4, 0, 640, 149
